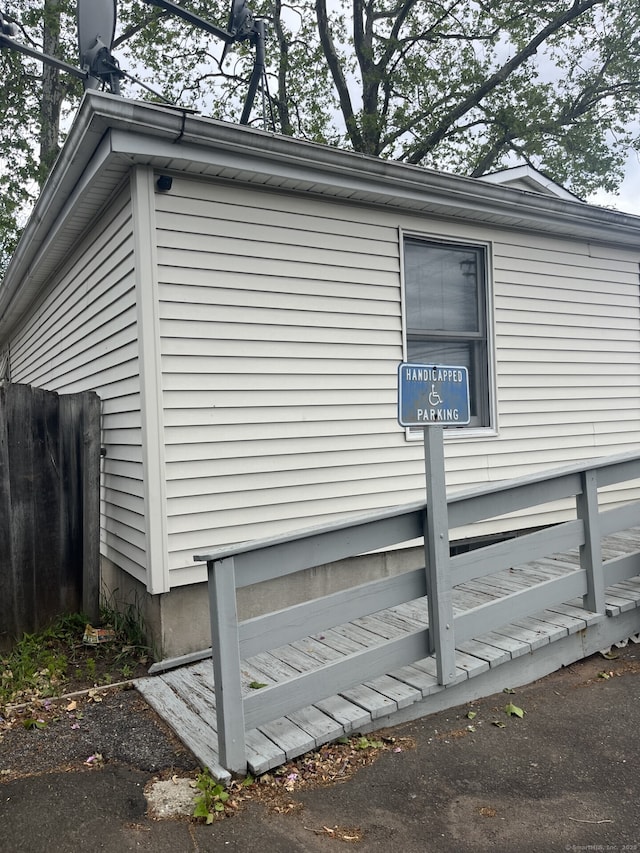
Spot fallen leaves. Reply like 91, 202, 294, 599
600, 648, 619, 660
437, 697, 527, 738
228, 732, 416, 818
168, 731, 416, 824
478, 806, 497, 818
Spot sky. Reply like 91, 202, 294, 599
587, 147, 640, 216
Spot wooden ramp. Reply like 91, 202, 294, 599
136, 529, 640, 783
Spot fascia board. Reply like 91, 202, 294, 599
77, 96, 640, 247
108, 124, 640, 248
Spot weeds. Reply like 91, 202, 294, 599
193, 768, 231, 823
100, 589, 154, 664
0, 605, 151, 713
0, 613, 85, 708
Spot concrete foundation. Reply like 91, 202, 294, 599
100, 545, 426, 663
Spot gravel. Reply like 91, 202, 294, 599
0, 687, 199, 781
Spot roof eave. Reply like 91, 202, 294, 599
1, 91, 639, 343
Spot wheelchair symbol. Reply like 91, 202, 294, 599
428, 384, 443, 406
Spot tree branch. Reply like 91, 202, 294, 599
272, 0, 293, 135
471, 130, 517, 175
113, 9, 169, 49
406, 0, 605, 164
315, 0, 363, 150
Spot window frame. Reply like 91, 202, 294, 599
400, 230, 496, 438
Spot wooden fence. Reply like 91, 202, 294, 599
0, 383, 100, 649
195, 447, 640, 774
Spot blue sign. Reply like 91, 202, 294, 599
398, 363, 470, 427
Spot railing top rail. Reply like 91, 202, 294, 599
193, 450, 640, 566
194, 499, 427, 565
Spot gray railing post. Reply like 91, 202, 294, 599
576, 469, 605, 615
423, 427, 456, 685
207, 556, 247, 774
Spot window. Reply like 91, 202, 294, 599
403, 236, 491, 429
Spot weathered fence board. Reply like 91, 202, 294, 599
0, 383, 100, 648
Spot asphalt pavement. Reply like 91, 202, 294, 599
1, 645, 640, 853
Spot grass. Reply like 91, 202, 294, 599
0, 606, 152, 714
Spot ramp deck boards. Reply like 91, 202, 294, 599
136, 528, 640, 779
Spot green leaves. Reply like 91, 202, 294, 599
193, 769, 231, 823
465, 697, 526, 729
353, 736, 384, 750
22, 717, 46, 729
2, 0, 639, 278
465, 687, 526, 733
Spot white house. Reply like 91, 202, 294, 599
1, 91, 639, 660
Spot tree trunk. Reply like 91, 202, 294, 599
39, 0, 64, 181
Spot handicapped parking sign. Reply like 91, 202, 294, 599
398, 363, 470, 427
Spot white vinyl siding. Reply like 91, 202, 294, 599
444, 233, 640, 536
491, 237, 640, 446
8, 189, 148, 584
154, 178, 640, 585
155, 179, 404, 583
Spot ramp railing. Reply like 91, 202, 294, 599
195, 451, 640, 774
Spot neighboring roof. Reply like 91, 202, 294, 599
1, 91, 640, 342
477, 165, 584, 202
